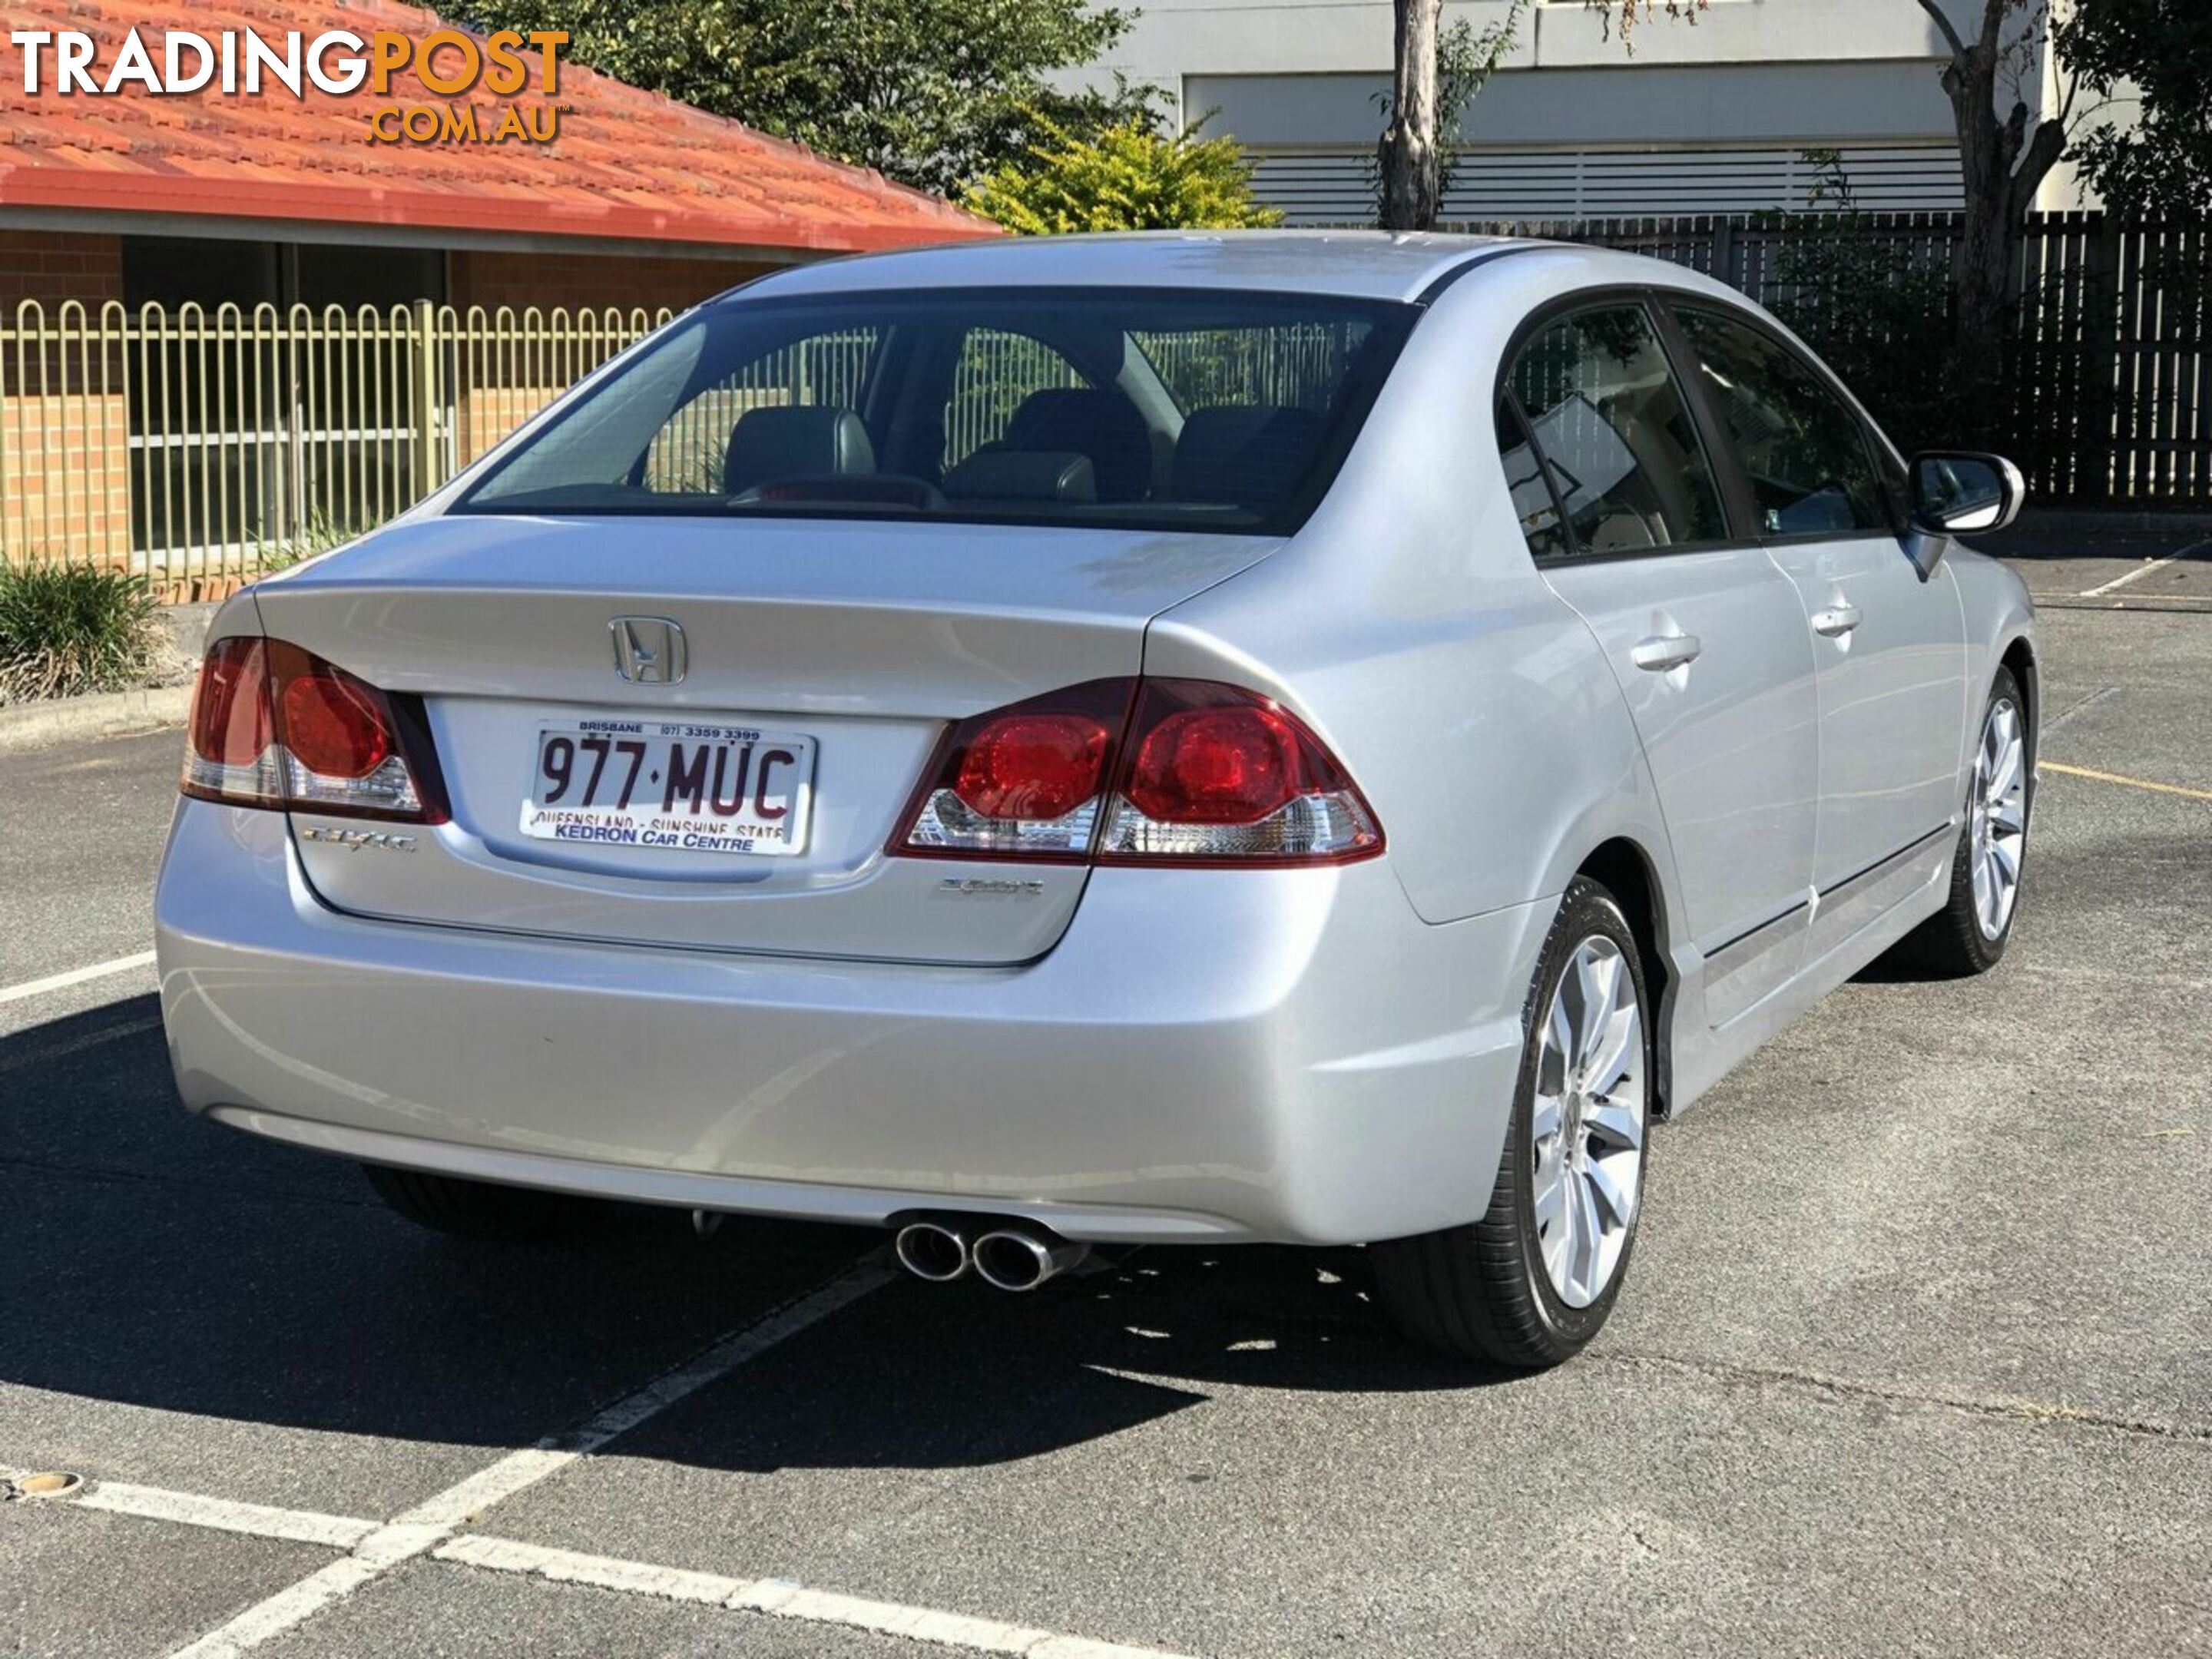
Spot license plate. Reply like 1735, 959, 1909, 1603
519, 719, 816, 856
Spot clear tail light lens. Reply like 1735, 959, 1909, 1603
181, 637, 446, 823
890, 677, 1380, 867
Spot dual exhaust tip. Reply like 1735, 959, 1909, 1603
892, 1215, 1088, 1293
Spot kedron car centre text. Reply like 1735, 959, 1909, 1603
5, 27, 570, 144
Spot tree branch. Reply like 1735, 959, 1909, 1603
2007, 109, 2068, 220
1977, 0, 2008, 57
1914, 0, 1969, 63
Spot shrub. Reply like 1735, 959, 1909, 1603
257, 515, 356, 574
0, 565, 165, 704
964, 114, 1283, 234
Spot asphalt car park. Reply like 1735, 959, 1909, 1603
2, 530, 2207, 1658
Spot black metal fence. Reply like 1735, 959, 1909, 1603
1432, 211, 2210, 508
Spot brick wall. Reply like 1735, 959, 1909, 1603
0, 230, 134, 571
451, 249, 778, 317
0, 227, 124, 311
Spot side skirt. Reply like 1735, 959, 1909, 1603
1662, 836, 1954, 1115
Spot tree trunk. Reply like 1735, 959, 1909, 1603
1379, 0, 1442, 230
1924, 1, 2071, 447
1942, 51, 2019, 439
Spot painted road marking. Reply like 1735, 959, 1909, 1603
2075, 539, 2209, 597
0, 950, 157, 1008
166, 1258, 897, 1658
439, 1534, 1198, 1657
78, 1482, 379, 1551
2041, 760, 2212, 803
435, 1535, 749, 1607
12, 1472, 1196, 1659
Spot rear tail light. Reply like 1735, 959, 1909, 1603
183, 637, 281, 806
897, 680, 1131, 862
892, 677, 1380, 867
182, 637, 446, 823
1101, 680, 1381, 863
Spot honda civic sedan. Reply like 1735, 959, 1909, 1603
156, 233, 2036, 1368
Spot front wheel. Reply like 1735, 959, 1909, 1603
1893, 667, 2031, 978
1372, 876, 1651, 1369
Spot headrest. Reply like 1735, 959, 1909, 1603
942, 451, 1098, 504
724, 406, 876, 495
1000, 389, 1153, 502
1169, 406, 1324, 508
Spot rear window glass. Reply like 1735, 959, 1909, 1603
455, 287, 1416, 535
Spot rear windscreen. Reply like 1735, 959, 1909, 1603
454, 286, 1417, 535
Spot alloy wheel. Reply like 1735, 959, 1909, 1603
1969, 697, 2028, 941
1531, 935, 1646, 1309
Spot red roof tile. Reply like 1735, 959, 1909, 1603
0, 0, 998, 252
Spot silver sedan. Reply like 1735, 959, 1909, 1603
156, 233, 2037, 1368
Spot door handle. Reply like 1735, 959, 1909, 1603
1631, 633, 1704, 672
1810, 604, 1863, 638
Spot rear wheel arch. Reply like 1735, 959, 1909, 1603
1574, 837, 1676, 1121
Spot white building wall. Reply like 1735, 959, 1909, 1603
1063, 0, 2085, 219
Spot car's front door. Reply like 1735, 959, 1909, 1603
1668, 305, 1969, 965
1501, 298, 1820, 1027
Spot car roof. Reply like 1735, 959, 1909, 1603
738, 230, 1548, 306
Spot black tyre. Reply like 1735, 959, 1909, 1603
361, 1164, 596, 1241
1892, 666, 2032, 979
1372, 876, 1652, 1369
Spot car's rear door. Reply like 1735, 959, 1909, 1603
1503, 295, 1820, 1027
1667, 303, 1968, 965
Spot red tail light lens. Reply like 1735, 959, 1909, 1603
278, 663, 396, 780
896, 680, 1132, 862
184, 637, 282, 805
890, 677, 1380, 866
1125, 704, 1302, 825
181, 637, 445, 823
1102, 680, 1381, 865
955, 713, 1111, 821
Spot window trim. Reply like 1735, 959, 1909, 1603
1658, 296, 1912, 547
1492, 285, 1756, 567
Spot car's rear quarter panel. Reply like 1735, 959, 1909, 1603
1145, 251, 1691, 937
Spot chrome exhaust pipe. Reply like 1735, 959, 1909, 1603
892, 1217, 972, 1283
971, 1224, 1089, 1293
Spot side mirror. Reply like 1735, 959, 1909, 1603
1910, 450, 2025, 537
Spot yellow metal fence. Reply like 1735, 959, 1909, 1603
0, 300, 675, 597
4, 301, 1378, 599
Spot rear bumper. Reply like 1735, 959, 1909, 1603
156, 800, 1550, 1244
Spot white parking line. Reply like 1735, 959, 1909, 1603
165, 1257, 897, 1658
440, 1534, 1198, 1658
2075, 540, 2208, 597
0, 949, 157, 1008
78, 1482, 379, 1550
15, 1471, 1197, 1658
435, 1534, 747, 1606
